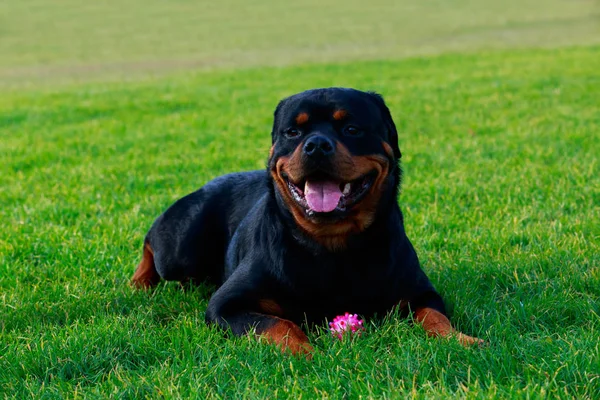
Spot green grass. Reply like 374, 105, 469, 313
1, 45, 599, 398
1, 0, 599, 87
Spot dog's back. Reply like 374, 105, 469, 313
139, 171, 268, 286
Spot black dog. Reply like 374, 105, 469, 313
132, 88, 481, 354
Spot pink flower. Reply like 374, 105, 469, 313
329, 313, 365, 339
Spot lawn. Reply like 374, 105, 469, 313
1, 0, 598, 87
1, 1, 599, 399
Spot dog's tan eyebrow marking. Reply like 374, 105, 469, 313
295, 112, 309, 125
333, 109, 347, 121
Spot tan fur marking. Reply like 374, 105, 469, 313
295, 112, 309, 125
333, 109, 347, 120
261, 318, 313, 356
414, 307, 484, 346
131, 243, 160, 289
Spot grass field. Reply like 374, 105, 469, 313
1, 0, 600, 398
1, 0, 599, 87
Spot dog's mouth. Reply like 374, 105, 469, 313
281, 171, 377, 217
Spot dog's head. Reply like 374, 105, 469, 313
268, 88, 401, 250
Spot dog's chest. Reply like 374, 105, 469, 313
282, 250, 397, 320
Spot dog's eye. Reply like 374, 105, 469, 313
343, 125, 362, 137
284, 128, 301, 138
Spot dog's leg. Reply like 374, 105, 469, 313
414, 307, 483, 346
208, 310, 313, 356
232, 313, 312, 355
205, 275, 313, 356
131, 242, 161, 289
259, 317, 313, 356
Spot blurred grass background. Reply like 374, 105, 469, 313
1, 0, 598, 86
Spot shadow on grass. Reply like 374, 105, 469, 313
2, 280, 215, 334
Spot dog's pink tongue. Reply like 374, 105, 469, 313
304, 180, 342, 213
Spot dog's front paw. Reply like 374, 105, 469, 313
455, 332, 486, 347
260, 318, 314, 357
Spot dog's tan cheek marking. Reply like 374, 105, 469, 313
271, 163, 303, 216
345, 153, 389, 232
295, 112, 309, 125
269, 145, 275, 159
330, 141, 357, 178
280, 143, 305, 181
333, 109, 347, 120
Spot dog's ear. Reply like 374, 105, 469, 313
367, 92, 401, 159
271, 97, 288, 144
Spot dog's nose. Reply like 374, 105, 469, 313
303, 135, 335, 157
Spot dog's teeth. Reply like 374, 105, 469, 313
343, 183, 351, 195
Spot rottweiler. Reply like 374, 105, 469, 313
131, 87, 482, 355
